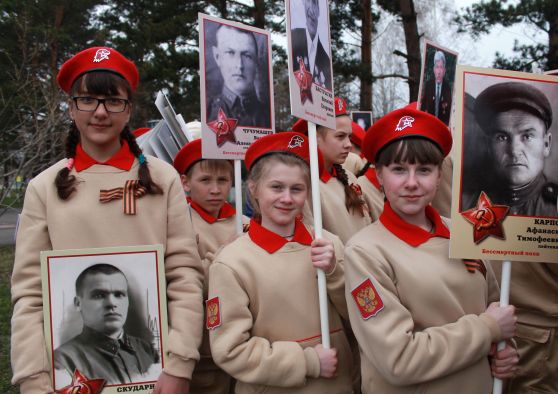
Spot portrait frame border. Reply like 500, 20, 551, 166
449, 65, 558, 264
41, 244, 168, 393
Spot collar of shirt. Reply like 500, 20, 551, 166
364, 167, 381, 190
222, 85, 257, 110
81, 326, 133, 355
379, 200, 449, 247
74, 140, 135, 172
320, 166, 337, 183
187, 196, 236, 223
248, 217, 312, 253
507, 173, 547, 205
305, 28, 319, 73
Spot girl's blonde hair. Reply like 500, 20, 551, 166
247, 153, 310, 220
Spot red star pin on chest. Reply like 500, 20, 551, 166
56, 369, 105, 394
461, 191, 510, 244
207, 108, 238, 147
294, 58, 313, 104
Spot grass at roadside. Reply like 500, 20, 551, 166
0, 245, 18, 393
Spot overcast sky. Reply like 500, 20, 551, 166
454, 0, 546, 68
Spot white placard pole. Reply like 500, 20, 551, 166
308, 121, 330, 349
234, 160, 243, 235
492, 260, 512, 394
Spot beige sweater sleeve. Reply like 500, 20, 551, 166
11, 181, 55, 393
325, 233, 349, 321
163, 175, 205, 379
345, 243, 500, 386
209, 262, 320, 387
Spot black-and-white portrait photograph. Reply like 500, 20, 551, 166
418, 40, 458, 126
42, 246, 167, 392
289, 0, 333, 90
460, 72, 558, 218
351, 111, 373, 131
202, 18, 272, 129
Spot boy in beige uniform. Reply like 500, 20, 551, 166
345, 106, 518, 393
491, 260, 558, 393
208, 132, 353, 393
174, 138, 245, 394
11, 47, 203, 393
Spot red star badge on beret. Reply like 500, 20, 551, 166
294, 58, 313, 104
207, 108, 238, 147
461, 191, 510, 244
56, 369, 105, 394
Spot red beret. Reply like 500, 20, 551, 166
291, 97, 349, 133
245, 132, 324, 174
334, 97, 348, 116
362, 107, 452, 163
173, 139, 202, 175
350, 121, 366, 147
57, 47, 139, 93
405, 101, 418, 110
132, 127, 151, 138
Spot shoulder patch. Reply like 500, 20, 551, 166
206, 297, 221, 329
351, 278, 384, 319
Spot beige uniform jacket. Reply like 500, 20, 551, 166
11, 157, 204, 393
342, 152, 366, 176
320, 169, 371, 244
187, 201, 246, 393
208, 220, 353, 393
431, 155, 453, 218
345, 202, 502, 394
356, 167, 384, 222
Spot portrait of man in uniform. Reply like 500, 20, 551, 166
205, 21, 271, 129
420, 50, 454, 125
54, 264, 159, 385
290, 0, 333, 90
462, 81, 558, 217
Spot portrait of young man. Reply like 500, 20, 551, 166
205, 22, 271, 129
54, 264, 159, 385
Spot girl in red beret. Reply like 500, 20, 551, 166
10, 47, 203, 393
173, 138, 245, 394
344, 107, 519, 393
207, 132, 353, 393
292, 97, 371, 244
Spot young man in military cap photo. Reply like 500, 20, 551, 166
464, 81, 557, 217
206, 23, 271, 129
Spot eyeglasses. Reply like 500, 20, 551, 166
72, 97, 130, 113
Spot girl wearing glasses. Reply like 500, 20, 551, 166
10, 47, 203, 393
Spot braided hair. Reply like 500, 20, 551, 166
332, 163, 366, 216
55, 71, 162, 199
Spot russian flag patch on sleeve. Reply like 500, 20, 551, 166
206, 296, 221, 329
351, 278, 384, 319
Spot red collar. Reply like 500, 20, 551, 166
74, 140, 135, 172
364, 167, 381, 190
187, 197, 236, 224
379, 201, 449, 247
248, 218, 312, 253
320, 166, 337, 183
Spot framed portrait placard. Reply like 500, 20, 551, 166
417, 40, 458, 127
41, 245, 168, 393
286, 0, 335, 129
351, 111, 373, 131
199, 13, 274, 160
450, 65, 558, 263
